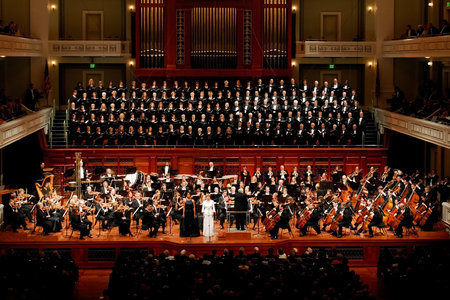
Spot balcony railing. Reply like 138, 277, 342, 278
0, 108, 52, 148
0, 34, 42, 57
383, 35, 450, 58
48, 40, 131, 57
373, 108, 450, 149
296, 41, 376, 58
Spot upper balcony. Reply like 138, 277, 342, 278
0, 108, 52, 149
48, 40, 131, 57
296, 41, 376, 58
0, 34, 42, 57
383, 35, 450, 58
373, 108, 450, 149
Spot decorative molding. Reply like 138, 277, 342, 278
443, 202, 450, 229
0, 108, 52, 149
383, 36, 450, 58
243, 10, 252, 65
0, 35, 42, 57
176, 10, 185, 65
373, 108, 450, 149
296, 41, 376, 58
48, 40, 131, 57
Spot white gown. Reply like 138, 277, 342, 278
202, 200, 215, 237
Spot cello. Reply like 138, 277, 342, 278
413, 203, 427, 225
265, 211, 281, 232
296, 207, 311, 229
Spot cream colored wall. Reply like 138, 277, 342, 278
301, 0, 361, 41
298, 63, 365, 102
61, 0, 125, 40
0, 57, 30, 101
0, 0, 30, 37
394, 0, 424, 39
393, 58, 425, 101
56, 61, 127, 107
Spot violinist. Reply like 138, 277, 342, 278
77, 200, 93, 231
95, 197, 114, 231
394, 203, 413, 238
114, 204, 133, 236
100, 181, 111, 194
4, 197, 29, 232
70, 206, 92, 239
36, 202, 53, 235
16, 189, 33, 223
299, 203, 321, 236
83, 186, 96, 205
43, 197, 63, 232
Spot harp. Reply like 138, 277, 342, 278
35, 174, 54, 200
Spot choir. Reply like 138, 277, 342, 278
67, 78, 367, 146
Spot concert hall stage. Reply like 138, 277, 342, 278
1, 222, 448, 268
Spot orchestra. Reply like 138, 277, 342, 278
1, 161, 446, 242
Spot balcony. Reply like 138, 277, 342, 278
383, 35, 450, 58
0, 108, 52, 148
48, 40, 131, 57
373, 108, 450, 149
296, 41, 376, 58
0, 34, 42, 57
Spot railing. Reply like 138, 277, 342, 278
48, 40, 131, 57
0, 108, 52, 148
0, 34, 42, 57
383, 35, 450, 58
296, 41, 376, 58
373, 108, 450, 149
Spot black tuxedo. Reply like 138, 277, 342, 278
234, 192, 248, 230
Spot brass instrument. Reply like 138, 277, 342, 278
35, 174, 54, 200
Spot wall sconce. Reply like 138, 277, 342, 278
367, 6, 373, 12
428, 61, 433, 66
51, 60, 57, 66
428, 2, 433, 7
51, 4, 56, 11
291, 61, 296, 69
292, 6, 297, 13
129, 5, 135, 12
368, 61, 373, 68
129, 60, 134, 67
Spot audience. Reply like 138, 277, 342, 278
378, 246, 450, 299
0, 89, 25, 123
105, 247, 371, 299
401, 21, 450, 38
389, 81, 450, 125
67, 78, 369, 147
0, 19, 20, 36
0, 249, 79, 299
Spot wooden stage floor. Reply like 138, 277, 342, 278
1, 219, 448, 267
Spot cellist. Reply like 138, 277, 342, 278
268, 202, 292, 240
299, 203, 321, 236
394, 203, 413, 238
